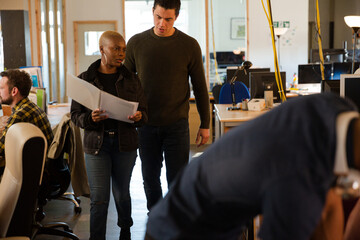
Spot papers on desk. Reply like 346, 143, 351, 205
67, 73, 138, 123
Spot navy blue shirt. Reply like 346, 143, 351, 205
146, 93, 358, 240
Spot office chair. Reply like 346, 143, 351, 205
33, 148, 79, 240
218, 81, 250, 104
33, 113, 84, 240
212, 84, 222, 104
0, 123, 47, 239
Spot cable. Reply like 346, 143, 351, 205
261, 0, 286, 102
316, 0, 325, 80
210, 0, 221, 85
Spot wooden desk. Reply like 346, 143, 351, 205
47, 103, 71, 127
214, 104, 267, 140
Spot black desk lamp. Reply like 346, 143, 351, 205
227, 61, 253, 111
344, 16, 360, 74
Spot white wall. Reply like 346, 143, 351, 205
248, 0, 309, 83
65, 0, 123, 75
211, 0, 246, 52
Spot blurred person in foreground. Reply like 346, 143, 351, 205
145, 93, 360, 240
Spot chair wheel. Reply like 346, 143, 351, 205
75, 206, 82, 214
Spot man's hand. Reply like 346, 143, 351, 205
91, 108, 108, 123
128, 111, 142, 122
195, 128, 210, 147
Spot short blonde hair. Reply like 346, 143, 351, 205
99, 31, 125, 47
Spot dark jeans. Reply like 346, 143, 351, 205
138, 118, 190, 211
85, 135, 136, 240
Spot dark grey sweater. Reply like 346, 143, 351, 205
125, 27, 210, 128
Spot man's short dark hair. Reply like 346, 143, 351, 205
153, 0, 181, 17
0, 69, 32, 97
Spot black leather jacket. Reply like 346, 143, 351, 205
70, 59, 148, 154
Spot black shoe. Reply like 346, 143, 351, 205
120, 227, 131, 240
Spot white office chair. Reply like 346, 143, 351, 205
0, 123, 47, 239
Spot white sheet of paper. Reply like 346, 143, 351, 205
99, 91, 138, 123
67, 73, 100, 110
67, 73, 139, 123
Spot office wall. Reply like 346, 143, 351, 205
0, 0, 32, 69
65, 0, 123, 75
0, 0, 28, 10
248, 0, 309, 84
333, 0, 360, 49
210, 0, 246, 52
309, 0, 333, 50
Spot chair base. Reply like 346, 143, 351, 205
59, 192, 82, 214
32, 222, 79, 240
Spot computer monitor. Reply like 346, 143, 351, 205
298, 63, 332, 83
332, 62, 352, 80
226, 67, 271, 88
321, 80, 340, 95
210, 51, 244, 68
332, 62, 360, 80
340, 74, 360, 110
249, 71, 286, 103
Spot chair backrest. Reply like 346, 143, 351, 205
219, 81, 250, 104
0, 123, 47, 237
212, 84, 222, 104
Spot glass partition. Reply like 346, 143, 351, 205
124, 0, 247, 91
208, 0, 247, 89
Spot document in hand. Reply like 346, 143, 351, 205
67, 73, 139, 123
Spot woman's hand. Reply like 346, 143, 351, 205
91, 109, 108, 123
128, 111, 142, 122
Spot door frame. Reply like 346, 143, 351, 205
73, 20, 118, 75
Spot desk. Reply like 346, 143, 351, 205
214, 104, 267, 140
47, 103, 71, 127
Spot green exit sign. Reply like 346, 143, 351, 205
273, 21, 290, 28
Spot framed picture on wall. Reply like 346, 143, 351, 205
231, 18, 245, 39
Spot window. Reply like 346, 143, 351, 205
84, 31, 104, 56
39, 0, 65, 103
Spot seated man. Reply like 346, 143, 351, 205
145, 93, 360, 240
0, 69, 53, 172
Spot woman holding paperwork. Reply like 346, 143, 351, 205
70, 31, 147, 240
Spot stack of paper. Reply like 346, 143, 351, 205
67, 73, 138, 123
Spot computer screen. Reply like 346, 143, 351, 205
210, 51, 244, 68
226, 67, 271, 88
340, 74, 360, 110
321, 80, 340, 95
298, 63, 332, 83
332, 62, 360, 80
249, 71, 286, 103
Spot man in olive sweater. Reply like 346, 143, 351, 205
124, 0, 210, 211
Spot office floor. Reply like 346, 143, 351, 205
34, 144, 209, 240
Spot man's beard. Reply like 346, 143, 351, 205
0, 96, 13, 105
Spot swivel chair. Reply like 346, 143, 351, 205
0, 123, 47, 239
218, 81, 250, 104
33, 114, 83, 240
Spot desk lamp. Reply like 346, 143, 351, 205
227, 61, 252, 111
274, 27, 288, 69
344, 16, 360, 73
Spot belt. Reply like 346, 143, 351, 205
104, 130, 118, 137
